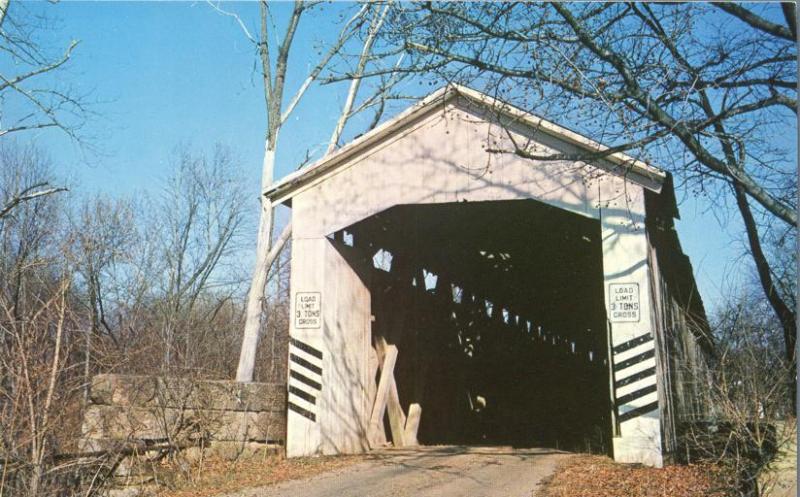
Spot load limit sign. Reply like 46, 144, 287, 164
295, 292, 322, 329
609, 283, 640, 322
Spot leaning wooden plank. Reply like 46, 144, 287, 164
403, 403, 421, 446
367, 344, 397, 448
385, 368, 407, 447
376, 336, 407, 447
367, 344, 386, 447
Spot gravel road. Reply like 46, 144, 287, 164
224, 446, 568, 497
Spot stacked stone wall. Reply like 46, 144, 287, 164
81, 374, 286, 494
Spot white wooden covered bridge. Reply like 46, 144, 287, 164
264, 85, 712, 467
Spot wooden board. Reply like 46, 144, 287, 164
404, 403, 421, 446
367, 344, 398, 447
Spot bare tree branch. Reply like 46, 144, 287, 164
0, 40, 78, 94
281, 4, 369, 125
0, 183, 67, 219
327, 2, 391, 154
205, 1, 257, 43
551, 2, 796, 226
713, 2, 794, 41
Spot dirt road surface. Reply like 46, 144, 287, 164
224, 446, 568, 497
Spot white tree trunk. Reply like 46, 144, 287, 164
0, 0, 9, 28
236, 148, 276, 382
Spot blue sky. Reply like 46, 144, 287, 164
19, 1, 355, 193
6, 1, 763, 314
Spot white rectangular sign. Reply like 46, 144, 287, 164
609, 283, 640, 322
295, 292, 322, 329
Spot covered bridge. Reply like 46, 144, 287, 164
265, 85, 712, 467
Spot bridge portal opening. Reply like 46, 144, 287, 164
329, 199, 614, 454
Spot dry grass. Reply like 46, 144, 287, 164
538, 454, 733, 497
155, 453, 363, 497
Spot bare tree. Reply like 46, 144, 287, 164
70, 197, 136, 405
149, 146, 248, 374
0, 0, 92, 222
0, 143, 64, 314
0, 143, 95, 496
0, 140, 264, 495
682, 289, 794, 496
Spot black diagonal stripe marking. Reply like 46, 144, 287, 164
290, 337, 323, 360
288, 401, 316, 422
613, 333, 653, 355
290, 353, 322, 376
618, 401, 659, 423
615, 366, 657, 389
616, 384, 657, 406
613, 349, 655, 374
289, 385, 316, 405
290, 369, 322, 391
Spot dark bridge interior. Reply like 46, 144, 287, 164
330, 199, 614, 453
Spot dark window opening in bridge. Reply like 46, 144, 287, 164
330, 199, 613, 455
372, 248, 393, 272
343, 230, 354, 247
423, 270, 438, 291
452, 285, 463, 304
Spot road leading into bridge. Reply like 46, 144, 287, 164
225, 446, 568, 497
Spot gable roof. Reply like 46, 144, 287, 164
264, 84, 667, 204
